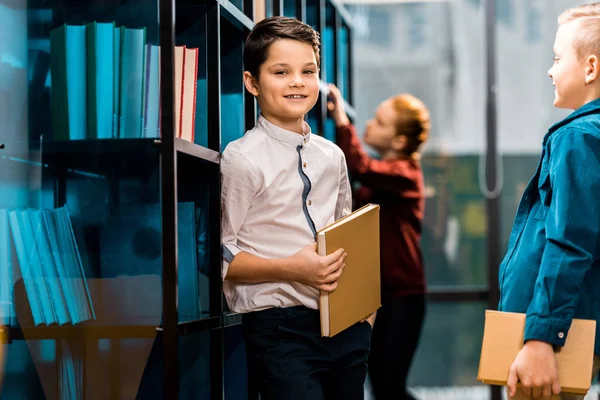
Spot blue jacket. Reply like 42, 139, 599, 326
498, 98, 600, 355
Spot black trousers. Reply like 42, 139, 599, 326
368, 295, 426, 400
243, 305, 372, 400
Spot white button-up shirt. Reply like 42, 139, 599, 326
221, 115, 352, 313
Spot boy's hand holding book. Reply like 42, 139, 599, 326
507, 340, 560, 399
286, 243, 347, 292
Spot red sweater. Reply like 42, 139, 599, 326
336, 124, 426, 298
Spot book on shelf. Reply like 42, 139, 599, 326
318, 203, 381, 337
49, 22, 199, 143
1, 205, 95, 327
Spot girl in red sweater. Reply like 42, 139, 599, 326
328, 84, 429, 400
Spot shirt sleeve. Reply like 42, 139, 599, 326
524, 128, 600, 346
335, 151, 353, 220
335, 123, 420, 198
221, 149, 260, 280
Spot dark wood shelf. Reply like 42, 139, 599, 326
175, 315, 222, 335
223, 312, 242, 327
37, 138, 218, 178
175, 138, 221, 164
5, 323, 158, 342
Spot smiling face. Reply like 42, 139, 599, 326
244, 38, 320, 133
548, 21, 592, 110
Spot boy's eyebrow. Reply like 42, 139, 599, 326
269, 62, 318, 68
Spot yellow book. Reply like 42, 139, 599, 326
478, 310, 596, 395
317, 203, 381, 337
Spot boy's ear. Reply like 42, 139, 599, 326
391, 135, 407, 152
244, 71, 260, 97
585, 54, 598, 85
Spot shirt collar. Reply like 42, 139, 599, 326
257, 115, 312, 146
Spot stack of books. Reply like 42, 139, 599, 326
50, 22, 199, 143
0, 206, 95, 327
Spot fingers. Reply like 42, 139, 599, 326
318, 280, 338, 293
520, 379, 532, 398
317, 258, 347, 292
551, 380, 561, 396
327, 260, 346, 281
323, 248, 345, 265
530, 384, 541, 399
507, 366, 518, 398
540, 383, 552, 400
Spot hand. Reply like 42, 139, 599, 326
326, 84, 350, 127
507, 340, 561, 400
361, 311, 377, 328
288, 243, 347, 292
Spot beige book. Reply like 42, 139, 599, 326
180, 47, 198, 143
174, 45, 185, 138
318, 203, 381, 337
478, 310, 596, 395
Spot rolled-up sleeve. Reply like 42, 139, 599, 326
525, 129, 600, 346
221, 149, 260, 280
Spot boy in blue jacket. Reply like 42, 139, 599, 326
499, 3, 600, 400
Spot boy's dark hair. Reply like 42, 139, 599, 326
244, 16, 321, 78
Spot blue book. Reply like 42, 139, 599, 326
8, 210, 45, 325
113, 26, 121, 138
221, 92, 245, 150
143, 44, 160, 138
50, 24, 87, 140
119, 27, 146, 138
86, 21, 114, 139
19, 209, 57, 325
195, 77, 208, 147
29, 208, 70, 324
0, 210, 11, 326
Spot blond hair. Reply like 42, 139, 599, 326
389, 94, 430, 156
558, 2, 600, 60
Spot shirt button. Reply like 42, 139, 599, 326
308, 200, 312, 205
558, 332, 565, 339
303, 162, 307, 168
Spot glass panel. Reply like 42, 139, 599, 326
224, 323, 248, 400
406, 302, 488, 398
0, 0, 165, 397
351, 0, 488, 287
220, 18, 246, 151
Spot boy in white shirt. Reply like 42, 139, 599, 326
221, 16, 374, 400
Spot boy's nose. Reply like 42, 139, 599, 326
290, 74, 305, 87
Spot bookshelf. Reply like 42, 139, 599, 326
0, 0, 355, 398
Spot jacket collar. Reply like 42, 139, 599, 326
544, 98, 600, 145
